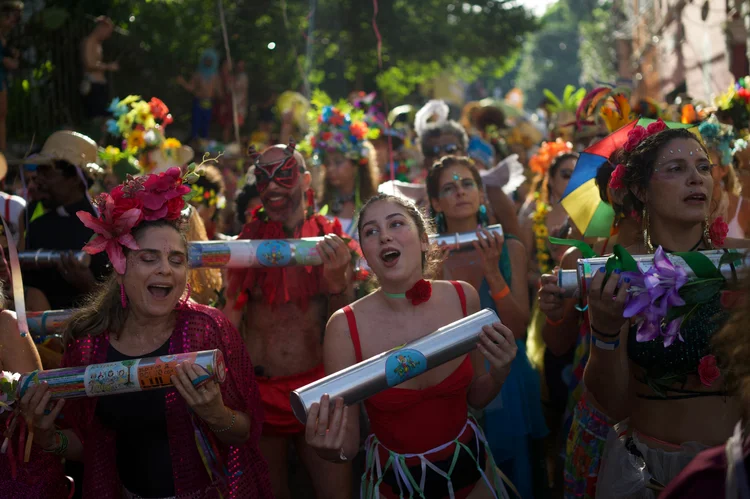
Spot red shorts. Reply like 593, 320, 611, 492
257, 364, 326, 436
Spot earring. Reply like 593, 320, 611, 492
703, 216, 713, 248
435, 212, 446, 233
477, 204, 489, 227
642, 206, 654, 253
120, 283, 127, 309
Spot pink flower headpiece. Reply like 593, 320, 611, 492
77, 166, 198, 274
609, 119, 669, 189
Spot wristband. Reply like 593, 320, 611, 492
592, 337, 620, 351
591, 324, 620, 339
210, 409, 236, 433
43, 430, 68, 456
546, 316, 565, 327
491, 286, 510, 301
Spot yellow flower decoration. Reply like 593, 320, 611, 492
162, 138, 182, 150
532, 201, 553, 274
128, 130, 146, 150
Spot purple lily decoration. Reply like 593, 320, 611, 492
622, 247, 689, 347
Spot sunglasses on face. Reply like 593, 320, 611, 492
426, 143, 461, 158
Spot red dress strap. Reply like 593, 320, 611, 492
449, 281, 467, 317
343, 305, 364, 363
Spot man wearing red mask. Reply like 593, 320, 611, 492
225, 140, 353, 499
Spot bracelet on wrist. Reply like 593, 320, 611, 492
592, 336, 620, 351
210, 409, 236, 433
43, 430, 68, 456
591, 324, 620, 339
491, 286, 511, 301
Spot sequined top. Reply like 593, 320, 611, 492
627, 295, 729, 397
60, 301, 273, 499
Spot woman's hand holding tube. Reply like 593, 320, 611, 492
172, 362, 251, 445
587, 268, 630, 336
305, 394, 351, 463
18, 382, 65, 450
477, 322, 517, 384
538, 269, 565, 322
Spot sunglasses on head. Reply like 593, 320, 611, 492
426, 143, 461, 158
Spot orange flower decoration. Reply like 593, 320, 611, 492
350, 122, 369, 140
528, 139, 573, 176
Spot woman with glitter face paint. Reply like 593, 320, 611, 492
427, 156, 548, 499
19, 168, 272, 498
583, 123, 750, 497
304, 193, 518, 498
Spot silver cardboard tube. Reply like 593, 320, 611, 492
557, 250, 750, 298
428, 224, 503, 250
188, 238, 325, 268
290, 308, 500, 424
18, 250, 91, 269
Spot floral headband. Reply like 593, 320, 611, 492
77, 165, 199, 274
697, 115, 743, 167
528, 138, 573, 176
300, 90, 379, 166
609, 119, 668, 190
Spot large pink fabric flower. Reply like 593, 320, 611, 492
137, 167, 190, 221
623, 119, 668, 152
77, 194, 142, 274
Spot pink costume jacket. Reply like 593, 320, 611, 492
61, 301, 273, 498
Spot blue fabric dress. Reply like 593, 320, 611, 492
481, 239, 549, 499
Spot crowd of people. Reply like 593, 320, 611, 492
1, 26, 750, 499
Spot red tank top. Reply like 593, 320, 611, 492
342, 281, 474, 454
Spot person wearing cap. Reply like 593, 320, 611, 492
0, 1, 21, 152
80, 16, 118, 119
23, 130, 109, 309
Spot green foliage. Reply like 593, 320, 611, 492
515, 2, 581, 108
578, 3, 618, 87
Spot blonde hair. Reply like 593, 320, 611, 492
186, 208, 223, 305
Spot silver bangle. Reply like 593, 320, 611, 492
338, 447, 348, 462
210, 409, 236, 433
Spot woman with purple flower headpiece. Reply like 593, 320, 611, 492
581, 122, 750, 497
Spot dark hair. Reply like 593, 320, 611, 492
712, 273, 750, 425
425, 155, 484, 202
63, 220, 187, 344
418, 121, 469, 154
319, 143, 379, 211
527, 152, 579, 205
614, 128, 706, 214
356, 194, 442, 278
235, 182, 259, 226
474, 106, 506, 132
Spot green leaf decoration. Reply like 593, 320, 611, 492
548, 237, 597, 258
543, 89, 562, 112
677, 278, 725, 305
719, 250, 744, 267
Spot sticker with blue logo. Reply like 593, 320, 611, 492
385, 349, 427, 387
257, 240, 292, 267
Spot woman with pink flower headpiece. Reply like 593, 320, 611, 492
580, 121, 750, 497
19, 167, 273, 498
